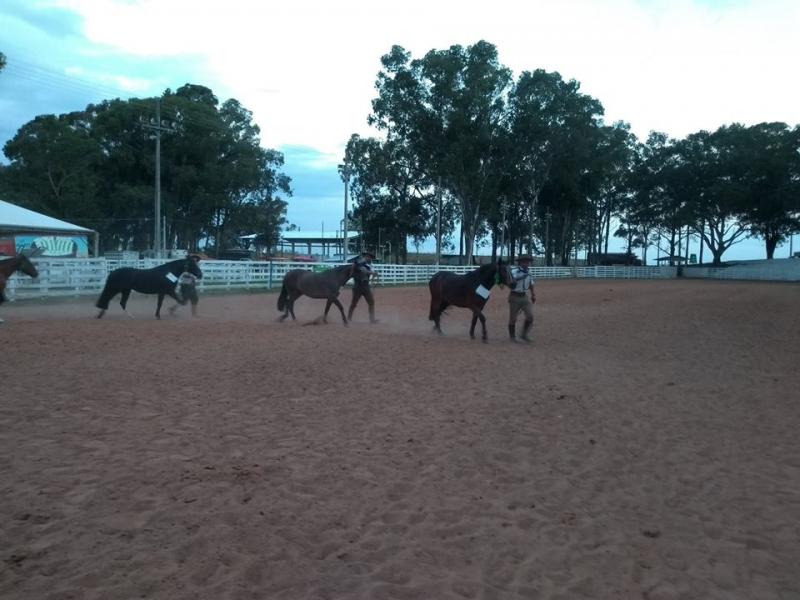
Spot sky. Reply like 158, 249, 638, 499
1, 0, 799, 261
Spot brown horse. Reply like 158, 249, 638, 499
277, 263, 360, 325
428, 260, 511, 342
0, 252, 40, 322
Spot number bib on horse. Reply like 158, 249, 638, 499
475, 285, 491, 300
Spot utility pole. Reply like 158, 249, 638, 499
343, 168, 349, 261
142, 99, 176, 258
499, 202, 507, 260
544, 210, 551, 266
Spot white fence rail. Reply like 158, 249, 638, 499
683, 261, 800, 282
4, 259, 679, 301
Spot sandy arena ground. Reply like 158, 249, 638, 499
1, 279, 799, 600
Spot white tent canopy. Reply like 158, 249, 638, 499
0, 199, 94, 234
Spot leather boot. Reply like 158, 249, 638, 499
508, 323, 517, 342
521, 320, 533, 343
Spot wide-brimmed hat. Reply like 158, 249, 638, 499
361, 251, 376, 259
516, 254, 533, 262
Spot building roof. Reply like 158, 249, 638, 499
0, 199, 94, 234
240, 231, 361, 243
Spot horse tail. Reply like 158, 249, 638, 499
95, 278, 116, 310
277, 282, 288, 311
428, 273, 441, 320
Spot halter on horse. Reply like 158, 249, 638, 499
428, 260, 511, 342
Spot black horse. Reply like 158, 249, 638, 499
96, 257, 202, 319
277, 263, 359, 325
428, 261, 511, 342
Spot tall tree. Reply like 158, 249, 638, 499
2, 85, 291, 253
736, 123, 800, 258
343, 134, 437, 263
505, 69, 606, 265
675, 127, 750, 266
370, 41, 512, 265
2, 112, 103, 222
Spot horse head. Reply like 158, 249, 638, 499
494, 259, 512, 288
185, 255, 203, 279
17, 250, 40, 278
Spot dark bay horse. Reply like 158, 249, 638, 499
277, 263, 359, 325
428, 260, 511, 342
96, 257, 202, 319
0, 253, 40, 322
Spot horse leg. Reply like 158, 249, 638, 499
432, 311, 443, 335
478, 310, 488, 342
323, 298, 334, 323
155, 293, 165, 319
278, 304, 290, 322
332, 297, 348, 326
120, 289, 134, 318
469, 312, 479, 339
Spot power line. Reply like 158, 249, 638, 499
3, 53, 238, 137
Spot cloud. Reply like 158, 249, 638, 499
49, 0, 800, 151
4, 0, 799, 258
3, 0, 83, 39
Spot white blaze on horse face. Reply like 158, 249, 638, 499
475, 285, 491, 299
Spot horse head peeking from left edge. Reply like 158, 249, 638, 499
0, 248, 41, 322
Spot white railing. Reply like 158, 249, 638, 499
576, 266, 677, 279
5, 258, 680, 301
682, 261, 800, 282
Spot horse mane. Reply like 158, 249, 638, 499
468, 262, 495, 280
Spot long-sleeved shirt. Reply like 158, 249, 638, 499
178, 271, 197, 286
510, 266, 534, 293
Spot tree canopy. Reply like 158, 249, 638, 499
1, 84, 291, 255
347, 40, 800, 265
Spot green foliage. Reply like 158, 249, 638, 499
343, 134, 437, 263
356, 41, 800, 265
1, 84, 291, 254
369, 40, 512, 264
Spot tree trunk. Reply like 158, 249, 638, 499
766, 231, 778, 259
458, 222, 464, 265
712, 247, 724, 266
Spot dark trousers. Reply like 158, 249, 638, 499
348, 283, 375, 322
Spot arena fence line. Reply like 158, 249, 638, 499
5, 259, 680, 301
682, 261, 800, 282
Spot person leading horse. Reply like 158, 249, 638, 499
348, 251, 379, 324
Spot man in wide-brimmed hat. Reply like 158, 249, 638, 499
170, 253, 202, 317
348, 251, 379, 323
508, 254, 536, 342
